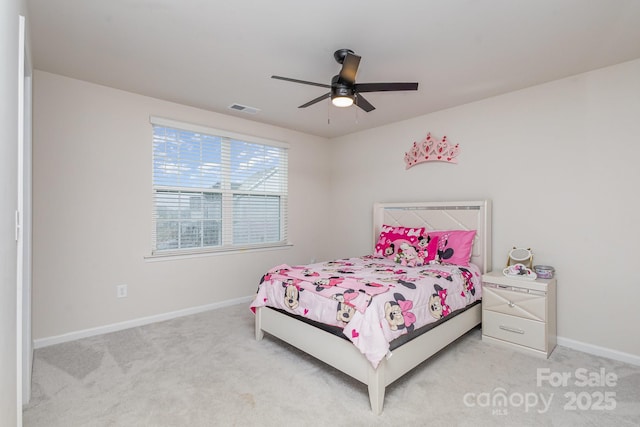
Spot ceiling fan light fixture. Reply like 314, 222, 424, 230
331, 82, 354, 107
331, 95, 354, 107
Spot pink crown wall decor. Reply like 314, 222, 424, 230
404, 133, 460, 169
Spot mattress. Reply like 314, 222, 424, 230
266, 299, 481, 351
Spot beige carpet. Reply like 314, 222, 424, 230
24, 303, 640, 426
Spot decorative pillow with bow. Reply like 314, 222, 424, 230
374, 225, 424, 260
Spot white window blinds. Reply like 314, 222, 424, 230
151, 117, 288, 255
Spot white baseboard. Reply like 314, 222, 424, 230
33, 295, 254, 349
32, 301, 640, 367
557, 336, 640, 366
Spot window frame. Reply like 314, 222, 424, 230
149, 116, 289, 257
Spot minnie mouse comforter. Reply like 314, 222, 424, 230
250, 255, 482, 368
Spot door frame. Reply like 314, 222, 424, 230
17, 13, 33, 412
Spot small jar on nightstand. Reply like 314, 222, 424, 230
481, 271, 557, 358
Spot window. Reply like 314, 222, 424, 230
150, 117, 288, 255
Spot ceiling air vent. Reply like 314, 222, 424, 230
228, 103, 260, 115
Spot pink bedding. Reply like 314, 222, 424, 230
250, 255, 482, 368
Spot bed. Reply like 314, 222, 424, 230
252, 200, 492, 414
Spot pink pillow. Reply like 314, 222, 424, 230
425, 230, 476, 266
415, 233, 439, 264
374, 225, 425, 260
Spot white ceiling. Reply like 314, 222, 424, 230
26, 0, 640, 138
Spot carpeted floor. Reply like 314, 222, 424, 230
23, 303, 640, 426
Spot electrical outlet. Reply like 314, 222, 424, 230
116, 284, 128, 298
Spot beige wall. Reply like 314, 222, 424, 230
327, 59, 640, 358
32, 71, 331, 339
33, 58, 640, 360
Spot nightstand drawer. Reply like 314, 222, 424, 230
483, 311, 546, 351
483, 284, 546, 321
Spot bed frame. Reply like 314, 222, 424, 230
255, 200, 492, 414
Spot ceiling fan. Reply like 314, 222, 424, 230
272, 49, 419, 112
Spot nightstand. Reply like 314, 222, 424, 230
481, 271, 557, 358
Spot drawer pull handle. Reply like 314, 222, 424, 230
499, 325, 525, 334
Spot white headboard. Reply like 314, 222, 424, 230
373, 200, 492, 273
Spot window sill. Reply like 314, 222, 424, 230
144, 243, 294, 262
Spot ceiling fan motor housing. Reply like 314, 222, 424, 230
331, 74, 354, 98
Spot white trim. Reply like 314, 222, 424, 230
144, 242, 293, 262
16, 14, 25, 422
33, 295, 254, 349
557, 336, 640, 366
149, 115, 290, 149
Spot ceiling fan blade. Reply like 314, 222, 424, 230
354, 82, 419, 93
339, 53, 361, 85
298, 92, 331, 108
271, 75, 331, 89
355, 94, 375, 112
